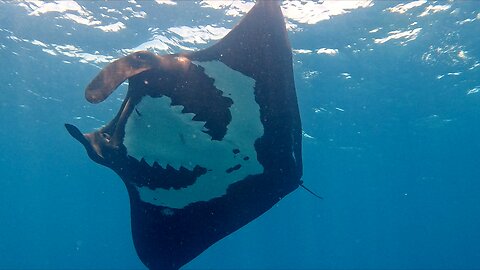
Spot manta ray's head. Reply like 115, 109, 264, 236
85, 51, 234, 141
67, 51, 265, 209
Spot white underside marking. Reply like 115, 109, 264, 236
123, 60, 264, 209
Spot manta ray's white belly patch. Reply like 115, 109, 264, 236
123, 60, 264, 209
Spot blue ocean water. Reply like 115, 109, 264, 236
1, 1, 479, 269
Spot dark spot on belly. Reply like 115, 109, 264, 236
243, 156, 249, 161
232, 149, 240, 154
225, 164, 242, 173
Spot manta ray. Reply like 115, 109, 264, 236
65, 1, 302, 269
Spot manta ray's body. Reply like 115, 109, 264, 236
66, 1, 302, 269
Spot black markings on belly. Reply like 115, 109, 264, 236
135, 108, 142, 116
129, 156, 207, 190
225, 164, 242, 173
232, 149, 250, 162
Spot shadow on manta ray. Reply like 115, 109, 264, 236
65, 0, 304, 269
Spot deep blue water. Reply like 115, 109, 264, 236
1, 1, 479, 269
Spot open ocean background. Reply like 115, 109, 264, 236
1, 1, 479, 269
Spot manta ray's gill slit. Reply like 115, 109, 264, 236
134, 108, 142, 116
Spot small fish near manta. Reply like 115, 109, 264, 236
65, 1, 303, 269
